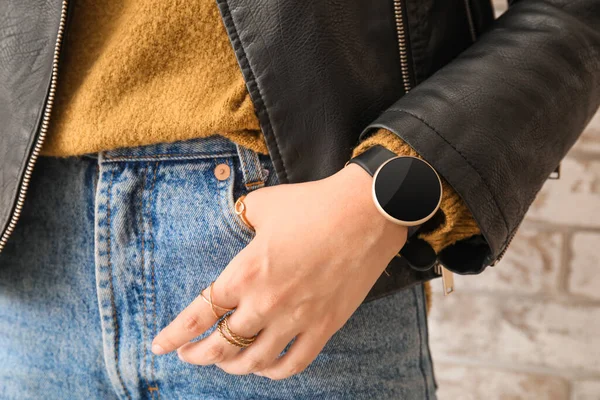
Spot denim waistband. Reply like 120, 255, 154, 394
99, 135, 270, 191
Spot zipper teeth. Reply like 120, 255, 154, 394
0, 2, 472, 253
0, 0, 69, 253
393, 0, 412, 93
491, 236, 512, 266
490, 222, 521, 266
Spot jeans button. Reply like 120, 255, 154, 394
214, 163, 231, 181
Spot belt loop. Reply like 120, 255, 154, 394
235, 143, 268, 192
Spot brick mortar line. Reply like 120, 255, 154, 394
520, 218, 600, 233
433, 355, 600, 381
557, 230, 574, 295
431, 290, 600, 307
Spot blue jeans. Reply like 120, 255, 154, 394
0, 136, 437, 399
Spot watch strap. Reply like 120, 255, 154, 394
348, 145, 397, 176
398, 237, 437, 271
350, 145, 424, 239
349, 144, 440, 272
406, 225, 421, 239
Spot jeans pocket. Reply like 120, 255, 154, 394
217, 157, 257, 244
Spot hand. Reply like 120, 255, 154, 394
151, 163, 408, 380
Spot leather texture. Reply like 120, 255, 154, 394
363, 0, 600, 274
1, 0, 599, 303
0, 1, 65, 235
214, 0, 599, 300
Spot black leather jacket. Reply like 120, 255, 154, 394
1, 0, 598, 302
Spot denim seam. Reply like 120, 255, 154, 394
103, 153, 238, 163
94, 163, 100, 190
148, 163, 160, 398
106, 168, 132, 400
138, 164, 149, 394
244, 180, 264, 190
239, 152, 252, 188
237, 145, 266, 190
413, 286, 430, 400
249, 150, 265, 186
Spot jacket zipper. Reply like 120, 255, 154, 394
393, 0, 412, 93
394, 0, 455, 295
490, 221, 521, 266
493, 161, 561, 264
0, 0, 69, 253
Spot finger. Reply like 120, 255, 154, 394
176, 323, 242, 366
214, 323, 298, 375
176, 301, 265, 366
240, 188, 268, 231
254, 330, 330, 380
151, 277, 240, 355
152, 240, 261, 355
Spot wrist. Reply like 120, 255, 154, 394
333, 163, 408, 245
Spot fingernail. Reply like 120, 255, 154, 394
177, 350, 185, 362
151, 343, 166, 355
254, 371, 264, 376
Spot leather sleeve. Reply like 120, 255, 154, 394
352, 128, 481, 254
360, 0, 600, 274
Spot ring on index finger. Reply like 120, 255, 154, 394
200, 281, 235, 319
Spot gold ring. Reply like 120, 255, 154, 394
217, 314, 257, 348
234, 195, 255, 231
201, 281, 235, 319
222, 317, 256, 345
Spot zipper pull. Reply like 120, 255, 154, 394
434, 263, 455, 295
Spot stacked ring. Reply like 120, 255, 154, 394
234, 195, 255, 231
201, 280, 258, 348
217, 315, 257, 348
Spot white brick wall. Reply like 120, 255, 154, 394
435, 364, 570, 400
574, 382, 600, 400
429, 3, 600, 397
569, 233, 600, 301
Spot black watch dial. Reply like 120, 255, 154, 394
373, 156, 442, 225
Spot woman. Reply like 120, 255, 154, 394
0, 0, 597, 399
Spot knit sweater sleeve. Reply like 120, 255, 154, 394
352, 128, 481, 254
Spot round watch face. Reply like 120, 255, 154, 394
372, 156, 442, 226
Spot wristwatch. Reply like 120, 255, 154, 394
348, 145, 442, 236
347, 145, 447, 276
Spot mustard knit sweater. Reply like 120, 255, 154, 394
43, 0, 481, 304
